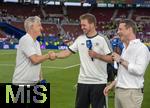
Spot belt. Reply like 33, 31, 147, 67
116, 87, 144, 93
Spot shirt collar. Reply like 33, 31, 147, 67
129, 39, 140, 45
26, 33, 37, 42
123, 39, 140, 50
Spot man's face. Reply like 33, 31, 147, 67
117, 23, 129, 42
80, 19, 94, 34
32, 22, 43, 36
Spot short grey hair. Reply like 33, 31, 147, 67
24, 16, 41, 32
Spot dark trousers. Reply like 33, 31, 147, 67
107, 63, 117, 82
75, 83, 106, 108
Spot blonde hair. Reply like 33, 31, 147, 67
79, 13, 97, 27
24, 16, 41, 32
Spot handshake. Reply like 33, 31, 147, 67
47, 51, 57, 60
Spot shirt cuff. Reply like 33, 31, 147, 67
128, 63, 134, 73
68, 47, 76, 54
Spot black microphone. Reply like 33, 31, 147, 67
86, 40, 94, 61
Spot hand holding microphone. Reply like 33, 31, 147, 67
86, 40, 94, 61
112, 52, 121, 69
106, 41, 119, 69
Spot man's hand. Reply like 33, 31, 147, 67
103, 85, 112, 96
48, 51, 56, 60
112, 52, 121, 63
88, 50, 99, 59
103, 80, 116, 96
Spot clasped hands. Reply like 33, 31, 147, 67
47, 51, 57, 60
47, 50, 122, 62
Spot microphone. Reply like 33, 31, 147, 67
114, 61, 118, 69
86, 40, 94, 61
104, 36, 118, 69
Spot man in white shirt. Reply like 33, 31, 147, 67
12, 16, 55, 85
50, 13, 112, 108
104, 19, 150, 108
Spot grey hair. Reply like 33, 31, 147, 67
24, 16, 41, 32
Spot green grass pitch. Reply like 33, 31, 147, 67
0, 50, 149, 108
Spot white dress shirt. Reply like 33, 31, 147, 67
116, 39, 150, 89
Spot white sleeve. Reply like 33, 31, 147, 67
102, 38, 112, 55
128, 47, 150, 76
68, 38, 79, 53
20, 38, 37, 57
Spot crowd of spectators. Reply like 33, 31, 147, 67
0, 3, 149, 49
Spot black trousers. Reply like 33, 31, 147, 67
107, 63, 117, 82
75, 83, 106, 108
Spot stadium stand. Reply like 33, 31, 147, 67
0, 1, 149, 50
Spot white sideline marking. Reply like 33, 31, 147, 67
0, 52, 16, 55
0, 63, 80, 69
64, 64, 80, 69
0, 63, 14, 66
43, 66, 64, 69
